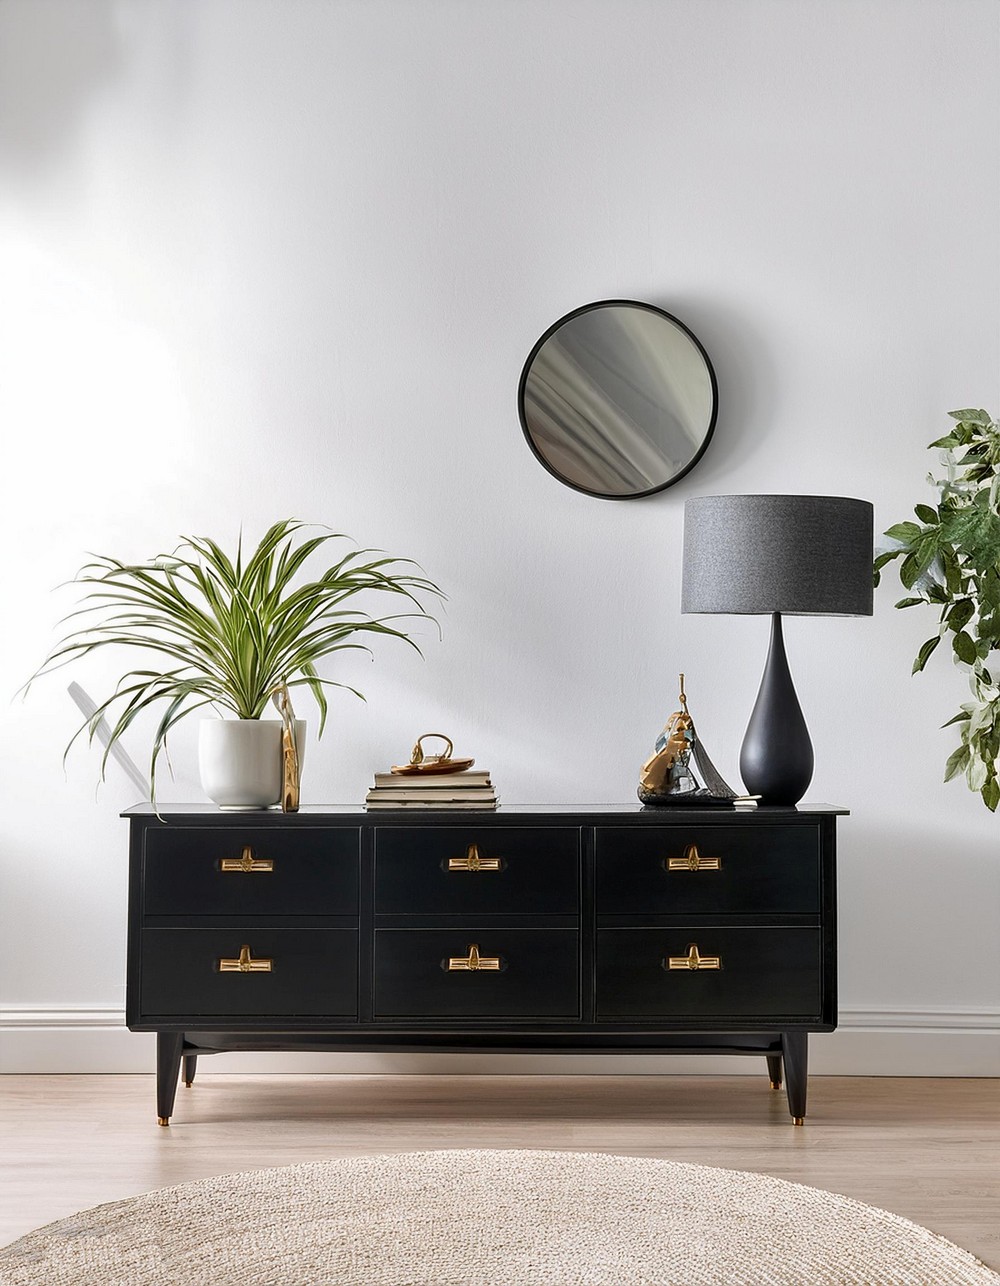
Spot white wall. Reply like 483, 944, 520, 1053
1, 0, 997, 1074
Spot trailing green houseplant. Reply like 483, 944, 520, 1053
874, 408, 1000, 810
28, 519, 443, 800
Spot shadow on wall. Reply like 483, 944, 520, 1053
650, 294, 778, 482
0, 0, 123, 170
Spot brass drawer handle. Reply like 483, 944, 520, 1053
666, 844, 721, 872
221, 846, 274, 873
219, 944, 273, 973
447, 943, 502, 971
666, 944, 721, 971
447, 844, 501, 872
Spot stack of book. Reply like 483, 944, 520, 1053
365, 769, 497, 810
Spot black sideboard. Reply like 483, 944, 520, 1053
124, 803, 844, 1126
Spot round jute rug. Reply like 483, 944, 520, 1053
1, 1149, 996, 1286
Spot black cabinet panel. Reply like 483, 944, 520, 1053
596, 927, 822, 1020
596, 825, 820, 915
141, 928, 358, 1017
143, 827, 359, 916
375, 827, 579, 914
374, 929, 579, 1018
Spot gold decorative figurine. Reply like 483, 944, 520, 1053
272, 683, 300, 813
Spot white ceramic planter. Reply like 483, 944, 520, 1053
198, 718, 306, 809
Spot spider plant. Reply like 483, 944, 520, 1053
27, 519, 443, 800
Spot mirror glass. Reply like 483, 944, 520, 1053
518, 300, 718, 499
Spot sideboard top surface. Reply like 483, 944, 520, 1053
123, 802, 848, 824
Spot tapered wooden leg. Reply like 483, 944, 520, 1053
766, 1054, 783, 1090
183, 1054, 198, 1088
156, 1032, 184, 1125
781, 1031, 808, 1124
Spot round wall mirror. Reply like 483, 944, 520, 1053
517, 300, 718, 499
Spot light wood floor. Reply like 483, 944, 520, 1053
1, 1074, 997, 1269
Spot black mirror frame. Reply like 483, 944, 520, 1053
517, 299, 719, 500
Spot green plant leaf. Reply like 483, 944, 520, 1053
982, 569, 1000, 608
940, 710, 972, 728
978, 616, 1000, 651
912, 635, 940, 673
894, 597, 924, 609
943, 744, 971, 782
967, 753, 989, 792
873, 547, 903, 588
982, 777, 1000, 812
953, 630, 977, 664
947, 599, 975, 632
916, 533, 938, 571
949, 408, 992, 425
884, 522, 921, 545
914, 504, 938, 524
899, 553, 921, 589
967, 703, 993, 738
900, 536, 941, 588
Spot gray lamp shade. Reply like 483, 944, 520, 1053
682, 495, 874, 617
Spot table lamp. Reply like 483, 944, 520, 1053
681, 495, 873, 805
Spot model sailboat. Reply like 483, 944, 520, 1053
638, 675, 745, 805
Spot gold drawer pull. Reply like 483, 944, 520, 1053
219, 944, 273, 973
666, 944, 721, 971
221, 846, 274, 873
448, 844, 501, 872
447, 943, 502, 971
666, 844, 721, 872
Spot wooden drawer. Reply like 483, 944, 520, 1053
374, 929, 579, 1018
596, 927, 822, 1020
374, 827, 579, 914
140, 928, 358, 1017
142, 827, 360, 916
596, 825, 820, 915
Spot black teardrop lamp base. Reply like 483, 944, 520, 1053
739, 612, 814, 807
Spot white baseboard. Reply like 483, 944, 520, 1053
1, 1008, 997, 1075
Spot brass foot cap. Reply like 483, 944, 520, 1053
769, 1080, 782, 1090
184, 1081, 193, 1088
157, 1117, 170, 1127
793, 1117, 805, 1126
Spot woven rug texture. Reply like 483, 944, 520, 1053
1, 1148, 997, 1286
